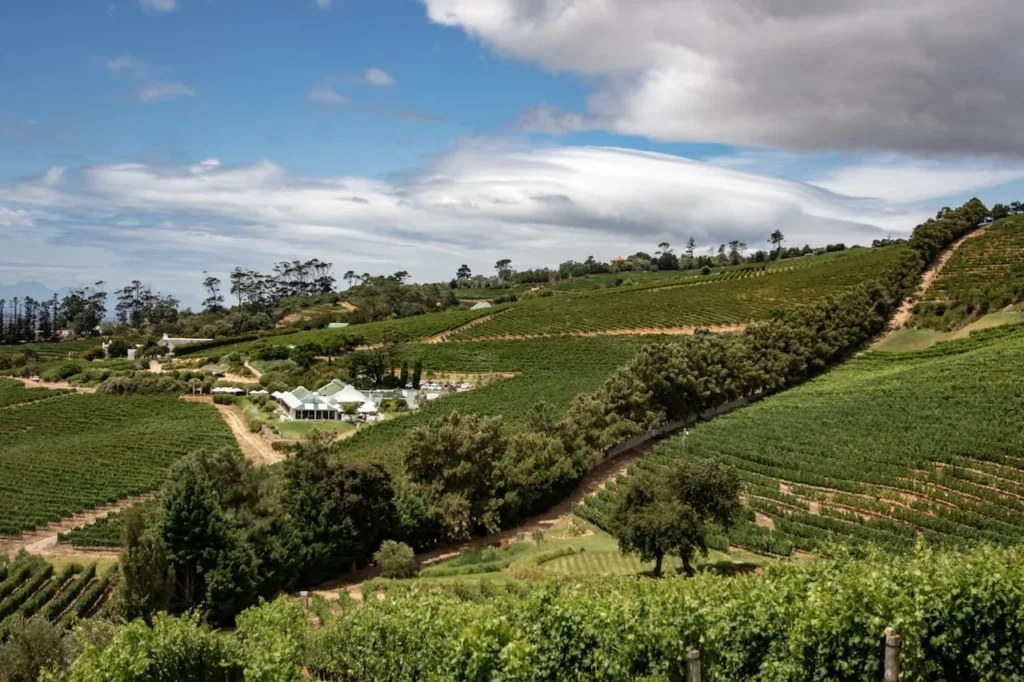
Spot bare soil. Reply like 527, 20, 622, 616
14, 377, 95, 394
215, 404, 285, 465
449, 323, 747, 344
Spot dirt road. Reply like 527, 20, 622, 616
451, 323, 748, 343
215, 404, 285, 465
0, 493, 155, 557
886, 227, 986, 332
14, 377, 95, 394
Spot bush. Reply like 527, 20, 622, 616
700, 266, 711, 275
0, 615, 71, 682
42, 363, 81, 382
82, 347, 105, 361
374, 540, 417, 579
212, 394, 237, 405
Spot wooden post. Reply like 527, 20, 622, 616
686, 649, 701, 682
884, 628, 901, 682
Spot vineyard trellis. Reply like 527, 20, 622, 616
0, 394, 237, 535
578, 323, 1024, 555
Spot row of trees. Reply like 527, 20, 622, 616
450, 230, 854, 291
0, 284, 109, 344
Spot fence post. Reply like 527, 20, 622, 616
884, 628, 901, 682
686, 649, 701, 682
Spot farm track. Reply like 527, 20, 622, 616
885, 227, 987, 332
444, 323, 748, 344
0, 493, 155, 557
422, 310, 509, 344
215, 403, 285, 466
14, 377, 95, 394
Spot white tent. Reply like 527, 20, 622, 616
357, 400, 379, 414
335, 385, 368, 404
211, 387, 245, 395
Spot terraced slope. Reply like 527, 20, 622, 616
0, 557, 118, 635
914, 215, 1024, 329
0, 378, 71, 408
580, 323, 1024, 555
451, 246, 905, 340
0, 395, 237, 534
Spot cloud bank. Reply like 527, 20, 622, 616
0, 146, 1016, 299
424, 0, 1024, 156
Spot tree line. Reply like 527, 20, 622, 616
0, 284, 108, 344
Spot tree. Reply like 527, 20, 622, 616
769, 229, 785, 257
283, 432, 397, 583
494, 259, 513, 282
991, 203, 1011, 220
374, 540, 416, 578
656, 242, 671, 256
202, 274, 224, 312
411, 358, 423, 389
105, 338, 129, 359
456, 264, 472, 280
612, 460, 740, 577
0, 615, 71, 682
399, 360, 409, 388
685, 237, 696, 259
117, 505, 174, 626
405, 411, 509, 539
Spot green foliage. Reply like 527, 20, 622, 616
301, 545, 1024, 681
117, 505, 174, 625
0, 395, 237, 535
283, 434, 398, 584
235, 598, 307, 682
0, 615, 71, 682
55, 612, 239, 682
374, 540, 417, 579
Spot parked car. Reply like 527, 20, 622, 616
30, 375, 41, 383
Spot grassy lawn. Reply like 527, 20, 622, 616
276, 420, 357, 439
875, 310, 1022, 352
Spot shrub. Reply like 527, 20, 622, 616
374, 540, 417, 579
212, 395, 237, 405
42, 363, 81, 382
700, 266, 711, 275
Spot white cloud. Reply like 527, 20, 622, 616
138, 81, 196, 103
105, 55, 147, 77
7, 144, 1004, 299
364, 67, 395, 87
308, 82, 349, 107
423, 0, 1024, 156
811, 160, 1024, 203
518, 105, 590, 135
140, 0, 178, 12
314, 0, 332, 8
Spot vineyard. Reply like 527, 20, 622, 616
915, 215, 1024, 329
0, 395, 238, 535
0, 378, 70, 408
179, 305, 506, 357
579, 323, 1024, 556
336, 335, 676, 470
0, 554, 118, 637
450, 246, 905, 340
58, 498, 161, 549
302, 545, 1024, 681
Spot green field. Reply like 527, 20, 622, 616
0, 395, 238, 534
450, 246, 905, 339
875, 311, 1023, 352
179, 306, 505, 357
0, 378, 71, 407
335, 335, 676, 470
581, 323, 1024, 554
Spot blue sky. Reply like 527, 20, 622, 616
2, 0, 1024, 306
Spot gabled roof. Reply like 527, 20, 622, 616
335, 385, 368, 404
292, 386, 311, 399
357, 400, 379, 414
470, 301, 493, 310
319, 379, 347, 397
273, 391, 303, 410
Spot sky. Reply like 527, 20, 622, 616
3, 0, 1024, 308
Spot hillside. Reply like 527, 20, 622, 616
911, 214, 1024, 330
580, 322, 1024, 554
